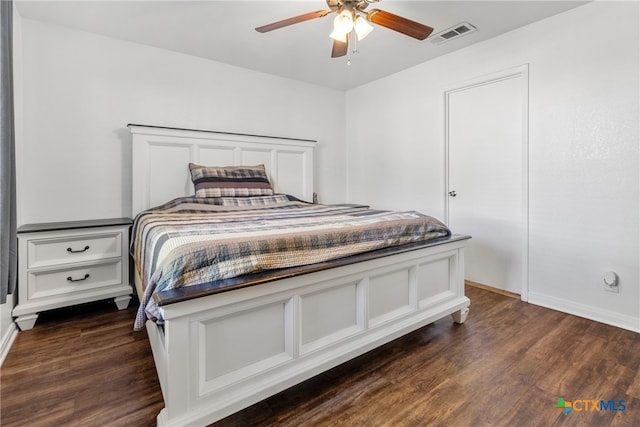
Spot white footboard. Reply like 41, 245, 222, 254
147, 237, 470, 426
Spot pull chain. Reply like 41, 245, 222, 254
352, 29, 358, 54
347, 30, 357, 66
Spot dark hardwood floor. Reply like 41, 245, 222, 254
2, 285, 639, 426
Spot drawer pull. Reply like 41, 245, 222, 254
67, 245, 90, 253
67, 274, 90, 282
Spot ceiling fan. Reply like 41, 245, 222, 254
255, 0, 434, 58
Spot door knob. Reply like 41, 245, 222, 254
449, 190, 457, 197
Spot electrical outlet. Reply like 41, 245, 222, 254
603, 271, 619, 293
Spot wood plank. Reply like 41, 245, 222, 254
2, 286, 639, 426
465, 279, 521, 299
0, 300, 163, 427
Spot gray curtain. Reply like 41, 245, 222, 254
0, 0, 17, 304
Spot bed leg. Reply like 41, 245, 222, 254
451, 307, 469, 324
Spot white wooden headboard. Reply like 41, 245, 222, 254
128, 125, 316, 216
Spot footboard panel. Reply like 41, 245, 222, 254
150, 237, 470, 426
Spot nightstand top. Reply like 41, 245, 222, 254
17, 217, 133, 234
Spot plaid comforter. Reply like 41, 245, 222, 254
132, 195, 451, 329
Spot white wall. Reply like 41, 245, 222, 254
17, 19, 347, 225
346, 1, 639, 331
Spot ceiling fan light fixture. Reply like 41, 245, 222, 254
255, 1, 434, 60
354, 15, 373, 40
329, 27, 348, 42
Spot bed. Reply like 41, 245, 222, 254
128, 124, 470, 427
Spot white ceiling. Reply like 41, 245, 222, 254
16, 0, 588, 90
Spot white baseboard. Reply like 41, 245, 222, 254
528, 291, 640, 333
0, 321, 18, 367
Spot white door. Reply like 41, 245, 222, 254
446, 68, 528, 296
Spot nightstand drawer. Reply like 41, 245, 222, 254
27, 260, 123, 300
27, 231, 123, 269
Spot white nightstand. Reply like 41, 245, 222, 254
13, 218, 134, 330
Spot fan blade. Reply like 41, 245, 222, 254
331, 38, 348, 58
366, 9, 434, 40
255, 10, 329, 33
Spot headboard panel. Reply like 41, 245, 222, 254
128, 125, 316, 216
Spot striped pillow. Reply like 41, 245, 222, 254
189, 163, 274, 197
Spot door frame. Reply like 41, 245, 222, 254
443, 64, 530, 301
